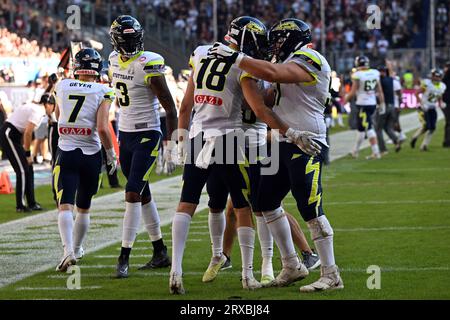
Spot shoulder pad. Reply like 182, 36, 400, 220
292, 48, 322, 71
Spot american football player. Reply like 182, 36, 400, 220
109, 15, 177, 278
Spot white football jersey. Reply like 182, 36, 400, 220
420, 79, 446, 109
242, 80, 268, 147
189, 45, 251, 139
109, 50, 165, 132
352, 68, 380, 106
55, 78, 115, 155
273, 46, 330, 145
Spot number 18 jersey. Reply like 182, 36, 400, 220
189, 45, 252, 139
55, 78, 115, 155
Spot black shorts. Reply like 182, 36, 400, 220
356, 105, 376, 131
206, 143, 267, 212
257, 141, 326, 222
53, 148, 102, 209
419, 109, 437, 131
181, 132, 250, 210
119, 130, 161, 197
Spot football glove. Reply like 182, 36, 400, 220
177, 139, 187, 166
441, 102, 447, 109
207, 42, 246, 66
285, 128, 322, 156
105, 148, 118, 175
164, 141, 177, 175
378, 102, 386, 115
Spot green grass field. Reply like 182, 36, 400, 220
0, 123, 449, 300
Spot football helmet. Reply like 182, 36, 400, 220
224, 16, 268, 59
73, 48, 103, 77
354, 56, 370, 68
110, 15, 144, 57
431, 68, 444, 79
268, 18, 312, 63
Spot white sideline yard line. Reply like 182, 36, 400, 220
16, 286, 102, 291
0, 113, 438, 289
284, 199, 450, 206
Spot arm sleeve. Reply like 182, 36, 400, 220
143, 54, 166, 84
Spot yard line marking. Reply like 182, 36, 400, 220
283, 199, 450, 206
15, 286, 102, 291
334, 226, 450, 232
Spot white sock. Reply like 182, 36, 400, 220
256, 215, 273, 277
73, 213, 90, 252
121, 202, 141, 248
421, 130, 434, 147
354, 131, 365, 153
371, 143, 380, 155
412, 128, 424, 140
208, 210, 225, 257
58, 210, 74, 256
263, 208, 298, 268
170, 212, 191, 275
141, 201, 162, 241
237, 226, 255, 279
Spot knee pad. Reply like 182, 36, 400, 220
262, 207, 285, 224
307, 215, 334, 241
367, 129, 377, 139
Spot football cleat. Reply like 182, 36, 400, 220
299, 265, 344, 293
410, 137, 417, 148
269, 263, 309, 287
113, 256, 129, 278
302, 251, 321, 270
242, 276, 262, 290
220, 255, 232, 270
350, 151, 359, 159
169, 272, 185, 295
138, 246, 171, 270
29, 202, 43, 211
56, 253, 77, 272
16, 206, 32, 213
366, 153, 381, 160
74, 247, 85, 260
420, 145, 428, 152
260, 274, 275, 286
202, 254, 227, 282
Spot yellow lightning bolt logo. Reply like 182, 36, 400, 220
52, 164, 63, 203
305, 156, 321, 208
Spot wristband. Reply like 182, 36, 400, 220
25, 150, 31, 157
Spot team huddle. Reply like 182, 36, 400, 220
49, 12, 449, 296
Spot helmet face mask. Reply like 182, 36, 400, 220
225, 16, 268, 60
268, 19, 312, 63
431, 68, 443, 81
73, 48, 103, 78
110, 15, 144, 57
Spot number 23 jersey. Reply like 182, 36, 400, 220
189, 45, 251, 139
109, 50, 165, 133
420, 79, 446, 109
55, 78, 115, 155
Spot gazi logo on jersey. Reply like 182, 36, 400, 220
59, 126, 92, 136
194, 94, 223, 106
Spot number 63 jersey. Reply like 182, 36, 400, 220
189, 45, 251, 139
55, 78, 115, 155
109, 51, 165, 133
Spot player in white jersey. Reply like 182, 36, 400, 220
411, 69, 447, 151
53, 48, 117, 272
170, 16, 319, 294
343, 56, 385, 159
109, 15, 178, 278
209, 18, 344, 292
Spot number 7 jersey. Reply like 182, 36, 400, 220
55, 78, 115, 155
109, 50, 166, 133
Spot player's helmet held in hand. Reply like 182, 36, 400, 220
110, 15, 144, 57
268, 18, 312, 63
354, 56, 370, 68
73, 48, 103, 77
225, 16, 268, 60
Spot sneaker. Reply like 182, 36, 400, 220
269, 262, 309, 287
366, 153, 381, 160
242, 276, 262, 290
74, 247, 85, 260
410, 138, 417, 149
169, 272, 185, 294
260, 274, 275, 286
29, 202, 43, 211
202, 254, 227, 282
56, 252, 76, 272
138, 245, 171, 269
302, 251, 321, 270
113, 256, 129, 279
220, 254, 232, 270
299, 265, 344, 293
16, 207, 32, 213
